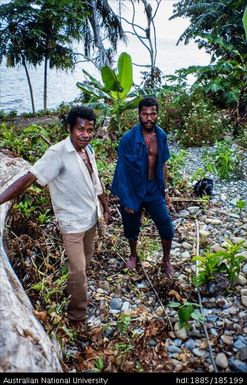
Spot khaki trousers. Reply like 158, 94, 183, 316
62, 224, 96, 321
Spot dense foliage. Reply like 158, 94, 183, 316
171, 0, 247, 120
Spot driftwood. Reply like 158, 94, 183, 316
0, 150, 62, 372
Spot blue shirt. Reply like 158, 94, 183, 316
111, 123, 170, 211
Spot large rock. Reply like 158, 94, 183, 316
0, 151, 62, 372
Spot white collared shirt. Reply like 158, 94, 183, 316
29, 136, 103, 234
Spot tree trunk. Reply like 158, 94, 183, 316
0, 151, 62, 372
89, 1, 111, 69
44, 56, 48, 111
22, 56, 35, 114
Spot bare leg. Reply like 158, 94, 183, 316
161, 239, 174, 278
126, 239, 138, 269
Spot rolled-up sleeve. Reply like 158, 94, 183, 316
29, 149, 61, 186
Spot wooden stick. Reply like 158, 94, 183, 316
195, 219, 218, 372
139, 262, 173, 331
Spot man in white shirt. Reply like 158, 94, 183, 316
0, 106, 109, 329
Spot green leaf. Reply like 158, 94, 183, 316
191, 310, 204, 323
243, 7, 247, 41
178, 304, 194, 323
76, 82, 110, 100
31, 281, 44, 291
82, 69, 103, 89
116, 52, 133, 99
101, 66, 123, 93
168, 301, 181, 308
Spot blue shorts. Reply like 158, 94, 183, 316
120, 180, 174, 240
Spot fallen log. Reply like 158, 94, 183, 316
0, 150, 62, 372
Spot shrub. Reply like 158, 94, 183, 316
202, 140, 243, 180
157, 91, 228, 147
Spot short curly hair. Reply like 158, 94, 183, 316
66, 106, 96, 130
138, 97, 159, 114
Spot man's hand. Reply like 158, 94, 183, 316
124, 207, 135, 214
164, 192, 176, 213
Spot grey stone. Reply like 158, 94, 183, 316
110, 298, 123, 310
228, 358, 247, 373
179, 210, 191, 218
187, 206, 200, 215
182, 242, 192, 250
174, 322, 188, 340
215, 353, 228, 369
121, 301, 130, 313
183, 339, 195, 351
242, 264, 247, 274
237, 274, 247, 285
192, 348, 207, 358
174, 339, 183, 347
241, 296, 247, 308
210, 328, 218, 336
234, 337, 247, 350
221, 335, 233, 345
168, 345, 181, 354
181, 251, 190, 259
200, 229, 210, 237
239, 347, 247, 361
149, 339, 157, 347
207, 315, 218, 322
133, 328, 144, 336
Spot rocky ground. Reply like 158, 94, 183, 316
62, 146, 247, 373
5, 145, 247, 373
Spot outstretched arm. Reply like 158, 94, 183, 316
0, 172, 37, 205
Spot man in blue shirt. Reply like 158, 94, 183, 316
111, 97, 174, 278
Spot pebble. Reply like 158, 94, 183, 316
168, 345, 181, 354
242, 264, 247, 274
211, 244, 225, 252
241, 295, 247, 308
121, 301, 130, 313
199, 230, 210, 237
179, 210, 190, 218
234, 337, 247, 350
173, 339, 183, 347
238, 347, 247, 361
237, 274, 247, 285
110, 298, 123, 310
183, 339, 195, 351
192, 348, 207, 358
149, 339, 157, 347
210, 328, 218, 336
221, 335, 233, 345
187, 206, 200, 215
181, 251, 190, 258
228, 358, 247, 373
182, 242, 192, 250
174, 322, 188, 340
215, 352, 228, 369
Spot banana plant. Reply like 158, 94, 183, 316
243, 7, 247, 41
77, 52, 142, 132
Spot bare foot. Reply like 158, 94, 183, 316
126, 255, 138, 269
162, 259, 174, 278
